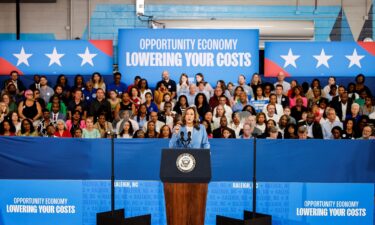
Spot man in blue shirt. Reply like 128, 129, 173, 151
107, 72, 127, 95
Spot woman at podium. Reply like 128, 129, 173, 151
169, 106, 210, 149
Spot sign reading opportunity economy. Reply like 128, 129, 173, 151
118, 29, 259, 86
264, 41, 375, 77
0, 40, 113, 76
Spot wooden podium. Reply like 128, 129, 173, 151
160, 149, 211, 225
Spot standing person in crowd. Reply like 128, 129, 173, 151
209, 87, 227, 109
66, 110, 86, 137
157, 70, 177, 99
274, 72, 291, 95
197, 81, 211, 102
308, 87, 326, 109
361, 96, 375, 116
18, 90, 42, 124
169, 106, 210, 148
46, 124, 56, 138
195, 73, 213, 97
326, 84, 338, 102
67, 89, 87, 120
33, 89, 46, 110
330, 85, 346, 106
177, 73, 190, 98
89, 88, 112, 122
91, 72, 106, 92
115, 110, 139, 135
255, 112, 267, 134
94, 113, 113, 138
82, 116, 100, 138
3, 71, 26, 97
237, 74, 254, 98
38, 76, 54, 104
321, 108, 343, 139
159, 92, 174, 112
0, 119, 16, 136
138, 78, 152, 103
54, 120, 72, 138
17, 118, 38, 137
107, 72, 127, 95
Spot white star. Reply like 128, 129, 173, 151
313, 49, 333, 68
45, 47, 65, 66
13, 47, 32, 66
345, 49, 365, 68
280, 48, 300, 68
78, 47, 97, 66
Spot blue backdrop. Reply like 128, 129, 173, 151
0, 138, 374, 225
118, 29, 259, 87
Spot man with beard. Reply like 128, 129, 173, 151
298, 112, 323, 139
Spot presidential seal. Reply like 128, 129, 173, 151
176, 153, 196, 173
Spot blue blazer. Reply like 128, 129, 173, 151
169, 124, 210, 149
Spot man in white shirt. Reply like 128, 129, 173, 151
265, 104, 280, 123
143, 111, 165, 133
213, 95, 232, 119
262, 94, 284, 115
321, 108, 343, 139
116, 110, 139, 134
274, 72, 291, 95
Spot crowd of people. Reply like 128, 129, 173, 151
0, 70, 374, 140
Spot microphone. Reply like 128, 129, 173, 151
187, 131, 192, 141
180, 131, 185, 140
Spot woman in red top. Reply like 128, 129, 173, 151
54, 119, 72, 138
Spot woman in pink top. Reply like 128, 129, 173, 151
289, 86, 307, 108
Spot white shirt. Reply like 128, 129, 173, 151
341, 102, 347, 121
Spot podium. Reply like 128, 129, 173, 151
160, 149, 211, 225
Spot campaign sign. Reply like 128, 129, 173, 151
118, 29, 259, 87
0, 40, 113, 76
264, 42, 375, 77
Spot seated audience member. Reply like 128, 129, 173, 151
0, 101, 9, 123
213, 116, 236, 138
358, 125, 374, 140
67, 89, 87, 120
119, 121, 134, 138
94, 113, 113, 138
133, 129, 146, 138
267, 126, 279, 139
17, 118, 38, 137
212, 104, 231, 130
144, 121, 159, 138
3, 71, 26, 97
231, 86, 245, 106
143, 111, 165, 133
127, 75, 141, 94
306, 79, 325, 100
0, 119, 16, 136
355, 89, 368, 107
229, 112, 243, 138
213, 95, 232, 118
177, 73, 190, 98
89, 88, 112, 122
194, 93, 211, 120
71, 74, 85, 92
73, 128, 83, 138
209, 87, 226, 109
37, 109, 54, 136
82, 116, 101, 138
346, 103, 361, 123
144, 92, 158, 114
274, 72, 291, 95
323, 76, 338, 97
46, 124, 56, 138
284, 123, 298, 139
263, 82, 274, 98
156, 70, 177, 99
1, 93, 17, 113
55, 74, 71, 100
9, 111, 21, 133
138, 78, 152, 104
341, 118, 357, 139
115, 92, 136, 121
361, 96, 375, 116
262, 94, 283, 115
107, 90, 120, 118
239, 123, 253, 139
237, 74, 254, 97
321, 108, 343, 139
250, 85, 269, 113
158, 102, 175, 129
201, 120, 213, 138
116, 110, 139, 135
354, 74, 372, 97
289, 86, 308, 108
66, 110, 86, 137
197, 81, 211, 103
278, 115, 289, 137
158, 125, 172, 139
297, 126, 309, 139
18, 89, 42, 123
91, 72, 106, 92
275, 84, 290, 108
195, 73, 214, 97
134, 104, 149, 129
291, 98, 308, 122
38, 76, 55, 104
330, 91, 352, 121
50, 102, 66, 123
54, 119, 72, 138
233, 92, 250, 113
107, 72, 127, 95
265, 104, 280, 123
46, 94, 67, 117
82, 80, 97, 104
221, 127, 235, 139
154, 82, 171, 109
173, 95, 189, 116
298, 112, 323, 139
258, 119, 282, 139
217, 80, 232, 100
255, 112, 266, 134
331, 126, 343, 140
159, 92, 174, 112
326, 84, 338, 102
